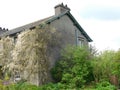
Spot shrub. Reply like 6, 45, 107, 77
39, 83, 69, 90
91, 49, 120, 88
96, 81, 116, 90
51, 46, 93, 88
91, 50, 118, 82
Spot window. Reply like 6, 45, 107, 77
78, 39, 84, 46
78, 37, 85, 47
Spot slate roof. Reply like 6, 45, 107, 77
0, 16, 53, 37
0, 11, 92, 42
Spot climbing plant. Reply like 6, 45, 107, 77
0, 23, 59, 85
0, 37, 14, 74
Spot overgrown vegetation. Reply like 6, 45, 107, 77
0, 44, 119, 89
40, 46, 120, 90
47, 47, 120, 89
51, 46, 94, 88
0, 24, 59, 85
92, 50, 120, 86
0, 24, 120, 89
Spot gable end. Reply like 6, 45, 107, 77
46, 11, 92, 42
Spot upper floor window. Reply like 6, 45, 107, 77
78, 37, 85, 47
78, 39, 84, 47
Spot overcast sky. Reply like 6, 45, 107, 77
0, 0, 120, 51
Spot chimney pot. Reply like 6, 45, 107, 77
54, 3, 70, 15
65, 4, 67, 7
61, 3, 63, 6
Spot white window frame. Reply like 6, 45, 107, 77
78, 37, 84, 47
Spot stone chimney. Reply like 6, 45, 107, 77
54, 3, 70, 15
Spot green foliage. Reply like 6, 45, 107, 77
114, 50, 120, 76
39, 83, 67, 90
0, 82, 70, 90
0, 81, 116, 90
51, 47, 120, 89
91, 50, 119, 82
0, 83, 40, 90
51, 46, 93, 88
90, 49, 120, 89
51, 62, 62, 82
96, 81, 116, 90
15, 83, 40, 90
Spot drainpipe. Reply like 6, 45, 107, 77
75, 29, 78, 46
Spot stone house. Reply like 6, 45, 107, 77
0, 3, 92, 85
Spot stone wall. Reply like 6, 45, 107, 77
48, 15, 88, 68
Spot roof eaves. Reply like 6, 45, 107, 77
0, 27, 25, 37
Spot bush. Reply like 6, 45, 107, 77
51, 46, 94, 88
91, 50, 120, 86
96, 81, 117, 90
39, 83, 67, 90
51, 62, 63, 82
0, 81, 40, 90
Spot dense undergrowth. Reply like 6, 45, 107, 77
0, 46, 119, 90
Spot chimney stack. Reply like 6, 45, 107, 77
54, 3, 70, 15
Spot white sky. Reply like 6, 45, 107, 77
0, 0, 120, 51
